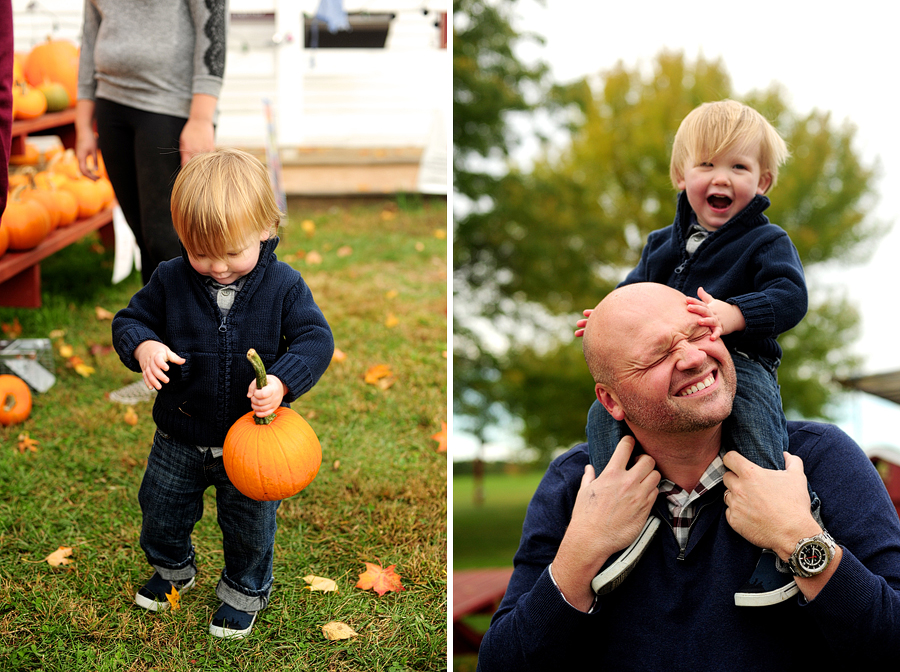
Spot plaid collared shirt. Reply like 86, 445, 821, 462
657, 451, 728, 550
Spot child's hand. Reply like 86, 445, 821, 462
574, 308, 594, 338
685, 287, 745, 340
134, 341, 186, 390
248, 375, 286, 417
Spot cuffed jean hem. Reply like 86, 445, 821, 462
216, 573, 272, 612
152, 559, 197, 583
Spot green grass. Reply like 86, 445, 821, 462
0, 197, 447, 671
452, 471, 543, 569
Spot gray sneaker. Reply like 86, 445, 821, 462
109, 380, 156, 405
592, 516, 661, 595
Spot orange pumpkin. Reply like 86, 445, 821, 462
0, 222, 9, 258
54, 188, 79, 226
59, 177, 103, 219
223, 350, 322, 501
95, 177, 115, 208
20, 184, 62, 230
1, 187, 52, 250
23, 38, 79, 106
0, 375, 33, 426
12, 81, 47, 120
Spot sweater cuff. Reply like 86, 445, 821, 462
805, 546, 877, 620
728, 293, 775, 338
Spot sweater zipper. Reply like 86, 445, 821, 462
660, 499, 718, 561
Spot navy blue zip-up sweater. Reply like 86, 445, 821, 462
112, 237, 334, 447
621, 192, 807, 361
476, 422, 900, 671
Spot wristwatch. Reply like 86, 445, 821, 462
787, 530, 836, 578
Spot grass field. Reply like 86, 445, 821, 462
452, 470, 543, 570
0, 196, 447, 671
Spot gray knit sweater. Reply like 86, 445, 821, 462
77, 0, 227, 119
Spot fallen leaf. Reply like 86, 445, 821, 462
332, 348, 347, 363
72, 359, 96, 377
356, 562, 404, 596
95, 306, 115, 320
332, 459, 341, 471
364, 364, 392, 385
17, 433, 39, 454
45, 546, 73, 567
124, 407, 139, 426
384, 313, 399, 328
322, 621, 358, 640
376, 376, 396, 391
166, 585, 181, 610
303, 575, 339, 592
442, 351, 448, 358
306, 250, 323, 265
415, 242, 425, 252
431, 422, 447, 453
48, 329, 66, 339
433, 229, 447, 239
385, 289, 398, 300
380, 209, 396, 221
1, 318, 22, 338
90, 343, 113, 356
58, 343, 74, 358
337, 245, 352, 257
301, 219, 316, 235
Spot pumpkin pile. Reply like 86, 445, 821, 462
223, 349, 323, 501
11, 38, 78, 120
2, 150, 114, 258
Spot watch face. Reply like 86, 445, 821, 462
798, 540, 830, 574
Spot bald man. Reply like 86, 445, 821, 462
476, 283, 900, 671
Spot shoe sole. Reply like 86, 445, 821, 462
209, 612, 257, 639
592, 516, 661, 595
734, 579, 800, 607
134, 575, 196, 612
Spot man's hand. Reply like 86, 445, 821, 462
134, 341, 186, 391
685, 287, 745, 340
551, 436, 660, 610
722, 451, 821, 560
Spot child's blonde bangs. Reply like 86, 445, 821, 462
670, 100, 789, 191
171, 148, 283, 258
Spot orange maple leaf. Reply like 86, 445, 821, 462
166, 585, 181, 610
356, 562, 405, 596
332, 348, 348, 363
17, 433, 39, 453
431, 422, 447, 453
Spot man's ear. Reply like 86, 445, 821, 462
596, 383, 626, 421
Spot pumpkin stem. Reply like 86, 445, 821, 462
247, 348, 276, 425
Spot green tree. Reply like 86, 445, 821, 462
453, 0, 550, 454
455, 51, 884, 461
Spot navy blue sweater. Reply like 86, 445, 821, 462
112, 238, 334, 447
476, 422, 900, 671
621, 192, 807, 361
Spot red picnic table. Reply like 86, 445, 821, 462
453, 567, 514, 654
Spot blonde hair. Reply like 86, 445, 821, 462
669, 100, 789, 193
171, 148, 283, 258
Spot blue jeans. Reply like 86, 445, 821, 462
587, 351, 788, 473
138, 430, 281, 612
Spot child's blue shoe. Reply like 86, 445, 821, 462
134, 572, 196, 612
592, 516, 661, 595
734, 549, 799, 606
209, 602, 258, 639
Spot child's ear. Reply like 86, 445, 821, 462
757, 171, 773, 194
260, 229, 271, 241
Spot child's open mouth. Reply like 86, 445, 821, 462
707, 195, 732, 210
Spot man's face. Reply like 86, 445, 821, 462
600, 294, 736, 434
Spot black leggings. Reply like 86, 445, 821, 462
94, 98, 186, 284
